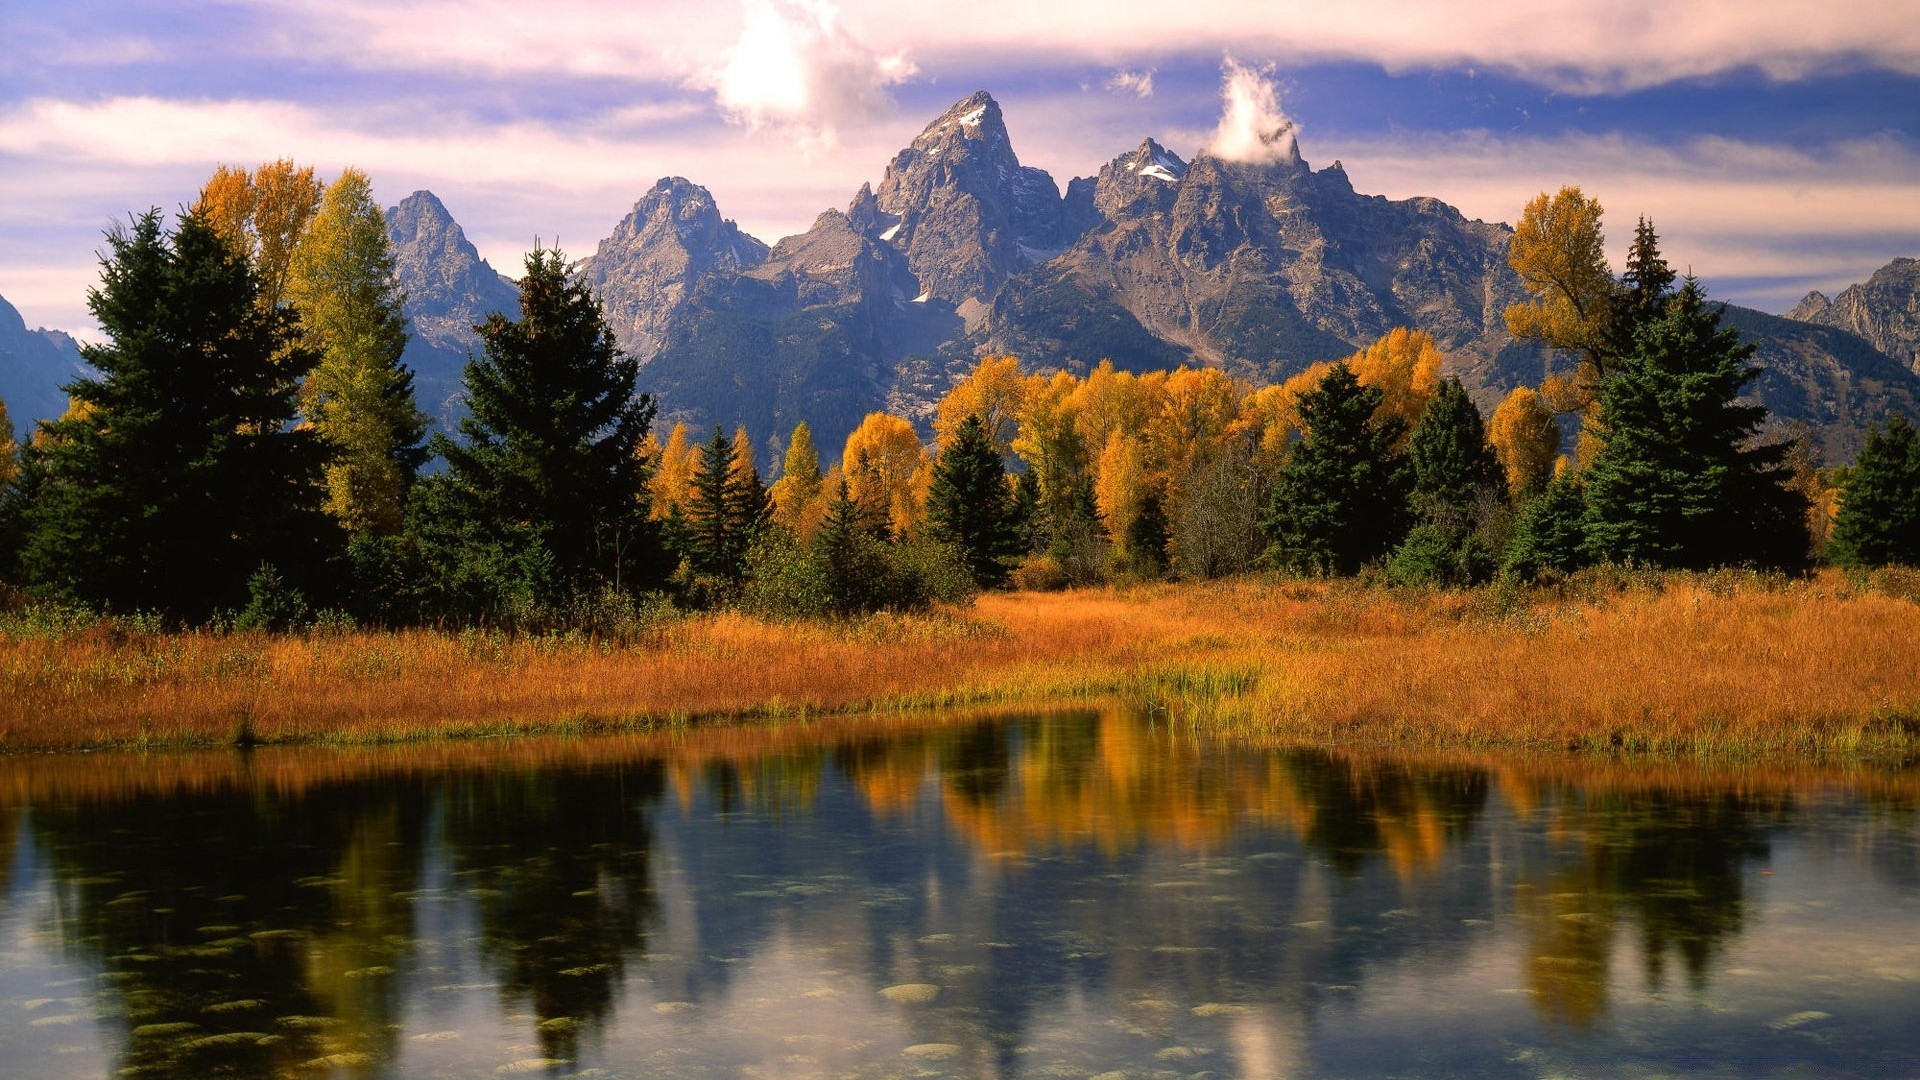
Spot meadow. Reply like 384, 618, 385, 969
3, 568, 1918, 755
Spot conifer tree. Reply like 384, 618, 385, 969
1392, 377, 1506, 584
414, 246, 658, 612
1262, 362, 1411, 575
1503, 474, 1589, 579
682, 426, 769, 583
1581, 279, 1809, 570
18, 209, 328, 618
927, 413, 1020, 587
287, 167, 427, 536
1828, 413, 1920, 567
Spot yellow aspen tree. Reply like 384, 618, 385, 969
1346, 327, 1443, 439
770, 421, 825, 535
1093, 430, 1150, 555
0, 396, 16, 493
650, 421, 695, 519
842, 411, 927, 537
1505, 186, 1616, 373
286, 166, 425, 536
1487, 386, 1561, 498
1144, 367, 1242, 484
934, 354, 1025, 453
194, 164, 257, 261
1070, 360, 1159, 454
194, 160, 321, 314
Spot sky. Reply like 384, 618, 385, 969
3, 0, 1918, 340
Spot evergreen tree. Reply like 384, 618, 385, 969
1502, 474, 1589, 580
1608, 216, 1678, 358
414, 246, 658, 615
18, 209, 328, 619
681, 426, 769, 583
1408, 377, 1505, 523
1582, 279, 1809, 570
1828, 413, 1920, 567
1009, 467, 1044, 554
813, 474, 892, 614
286, 167, 428, 537
1262, 363, 1412, 575
926, 413, 1020, 587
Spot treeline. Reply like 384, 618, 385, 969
0, 174, 1917, 630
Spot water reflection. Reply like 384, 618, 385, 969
3, 713, 1919, 1077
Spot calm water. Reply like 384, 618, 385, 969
3, 711, 1920, 1078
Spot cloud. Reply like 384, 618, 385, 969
705, 0, 915, 148
1107, 69, 1155, 98
1204, 58, 1299, 165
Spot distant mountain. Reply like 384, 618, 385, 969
0, 291, 86, 439
1788, 257, 1920, 375
381, 95, 1920, 467
385, 190, 520, 428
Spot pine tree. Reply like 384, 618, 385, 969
287, 167, 427, 537
1582, 279, 1809, 570
1408, 377, 1505, 524
1262, 362, 1411, 575
1828, 413, 1920, 567
926, 413, 1020, 587
681, 426, 768, 583
18, 209, 328, 619
1503, 474, 1589, 580
414, 246, 658, 613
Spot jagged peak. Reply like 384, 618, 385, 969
910, 90, 1009, 150
1118, 137, 1186, 183
388, 190, 456, 228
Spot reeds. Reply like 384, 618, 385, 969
2, 569, 1917, 755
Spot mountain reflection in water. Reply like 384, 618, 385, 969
3, 710, 1919, 1077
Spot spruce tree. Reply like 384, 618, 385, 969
1263, 362, 1411, 575
414, 246, 658, 613
1503, 474, 1589, 580
1582, 279, 1809, 570
926, 413, 1020, 587
1408, 377, 1505, 524
18, 209, 328, 619
1828, 413, 1920, 567
681, 426, 768, 583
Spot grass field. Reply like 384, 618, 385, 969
2, 568, 1918, 755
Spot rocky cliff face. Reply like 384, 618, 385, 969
384, 190, 520, 422
0, 291, 86, 438
1789, 257, 1920, 375
576, 177, 769, 363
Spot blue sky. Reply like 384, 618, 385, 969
3, 0, 1917, 338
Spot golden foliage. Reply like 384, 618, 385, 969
649, 421, 696, 519
0, 397, 16, 493
1093, 431, 1149, 554
770, 422, 825, 537
1488, 387, 1560, 497
934, 355, 1024, 453
193, 159, 322, 313
1345, 327, 1443, 438
843, 411, 927, 537
1504, 186, 1615, 367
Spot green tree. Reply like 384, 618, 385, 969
1828, 413, 1920, 567
1502, 474, 1589, 580
1392, 377, 1506, 585
1581, 279, 1809, 570
18, 209, 328, 619
926, 414, 1021, 587
287, 167, 427, 537
414, 246, 658, 617
1263, 362, 1411, 575
681, 426, 769, 584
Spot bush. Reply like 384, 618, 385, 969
742, 528, 833, 619
1388, 524, 1497, 587
1009, 554, 1069, 591
235, 563, 311, 632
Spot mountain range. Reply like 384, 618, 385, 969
4, 91, 1919, 465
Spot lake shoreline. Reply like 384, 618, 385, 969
5, 569, 1920, 757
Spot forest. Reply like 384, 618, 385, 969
1, 167, 1918, 752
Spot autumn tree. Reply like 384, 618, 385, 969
1346, 328, 1444, 440
935, 355, 1025, 455
1488, 386, 1561, 498
842, 411, 927, 538
650, 421, 696, 520
18, 209, 328, 619
413, 246, 659, 617
0, 396, 15, 494
1262, 363, 1411, 575
194, 160, 323, 314
926, 414, 1021, 587
285, 167, 427, 537
1827, 413, 1920, 568
769, 421, 825, 536
1581, 279, 1808, 570
1505, 187, 1615, 373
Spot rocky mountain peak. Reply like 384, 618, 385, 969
1091, 138, 1190, 220
1787, 255, 1920, 373
577, 177, 770, 362
384, 190, 521, 421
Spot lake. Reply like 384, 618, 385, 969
3, 710, 1919, 1077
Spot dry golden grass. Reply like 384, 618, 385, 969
2, 569, 1918, 754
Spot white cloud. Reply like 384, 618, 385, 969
1204, 58, 1299, 165
705, 0, 915, 148
1107, 69, 1155, 98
